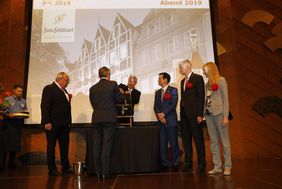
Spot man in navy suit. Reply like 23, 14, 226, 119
154, 72, 179, 171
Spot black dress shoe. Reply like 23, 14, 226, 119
49, 170, 62, 176
197, 166, 206, 173
62, 167, 74, 174
160, 165, 169, 171
8, 162, 18, 168
96, 173, 102, 178
102, 174, 112, 179
172, 166, 179, 172
183, 167, 193, 173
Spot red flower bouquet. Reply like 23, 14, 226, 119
211, 83, 219, 91
0, 90, 12, 118
186, 82, 193, 89
5, 91, 11, 97
163, 93, 172, 101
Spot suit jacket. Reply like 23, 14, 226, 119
118, 83, 141, 110
180, 72, 205, 119
89, 79, 123, 123
41, 82, 72, 127
205, 77, 229, 117
154, 86, 178, 127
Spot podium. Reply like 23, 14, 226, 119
116, 104, 133, 127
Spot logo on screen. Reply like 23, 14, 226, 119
54, 14, 66, 25
42, 0, 71, 6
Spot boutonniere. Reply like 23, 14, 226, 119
5, 91, 11, 97
163, 93, 172, 101
211, 83, 219, 91
186, 82, 193, 89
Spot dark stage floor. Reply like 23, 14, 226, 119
0, 159, 281, 189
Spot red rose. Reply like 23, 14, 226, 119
163, 93, 172, 101
211, 83, 219, 91
186, 82, 193, 89
5, 91, 11, 97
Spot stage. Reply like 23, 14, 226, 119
0, 159, 281, 189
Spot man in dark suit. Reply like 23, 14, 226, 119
89, 66, 123, 179
118, 75, 141, 112
41, 72, 73, 176
179, 60, 206, 173
154, 72, 179, 171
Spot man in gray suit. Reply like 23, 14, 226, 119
89, 66, 123, 179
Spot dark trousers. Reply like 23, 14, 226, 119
92, 122, 115, 175
181, 115, 206, 169
160, 126, 179, 167
0, 125, 4, 170
45, 126, 70, 172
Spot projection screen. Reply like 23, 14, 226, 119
26, 0, 216, 124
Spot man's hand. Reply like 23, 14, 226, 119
160, 117, 167, 125
222, 116, 229, 126
44, 123, 52, 131
119, 88, 124, 94
197, 116, 203, 124
157, 113, 164, 120
8, 113, 15, 118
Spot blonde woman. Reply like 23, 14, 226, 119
202, 62, 232, 176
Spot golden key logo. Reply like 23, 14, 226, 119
242, 10, 282, 52
54, 14, 66, 25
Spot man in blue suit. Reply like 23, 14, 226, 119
154, 72, 179, 171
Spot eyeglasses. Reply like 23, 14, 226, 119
64, 79, 70, 83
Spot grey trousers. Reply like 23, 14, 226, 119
205, 113, 232, 169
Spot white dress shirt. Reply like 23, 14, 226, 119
55, 81, 69, 102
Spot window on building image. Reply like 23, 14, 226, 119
139, 49, 149, 67
79, 69, 83, 81
95, 37, 100, 50
91, 62, 95, 75
82, 48, 87, 59
148, 20, 160, 36
151, 44, 162, 62
140, 78, 149, 93
110, 51, 117, 66
100, 55, 107, 67
152, 76, 159, 90
121, 75, 128, 84
90, 52, 95, 61
119, 43, 128, 60
168, 36, 177, 54
114, 24, 120, 38
166, 12, 176, 27
84, 66, 88, 78
184, 27, 197, 49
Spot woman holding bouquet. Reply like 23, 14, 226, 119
202, 62, 232, 176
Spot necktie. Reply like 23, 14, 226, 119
184, 77, 189, 91
62, 89, 70, 102
161, 89, 165, 101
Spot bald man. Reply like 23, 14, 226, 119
41, 72, 73, 176
118, 75, 141, 113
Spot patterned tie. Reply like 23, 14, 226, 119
161, 88, 165, 102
